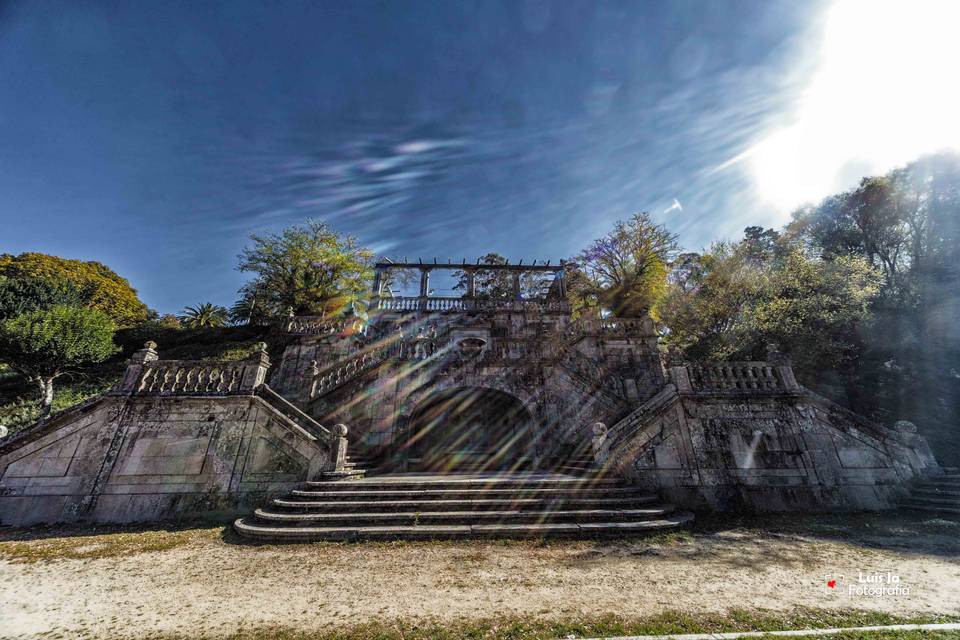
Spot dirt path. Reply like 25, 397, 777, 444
2, 515, 960, 639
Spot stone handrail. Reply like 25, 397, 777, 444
309, 343, 393, 399
671, 361, 799, 393
375, 296, 571, 314
111, 342, 271, 397
258, 385, 337, 442
285, 316, 359, 336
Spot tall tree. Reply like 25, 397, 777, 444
0, 253, 149, 327
235, 220, 374, 318
0, 305, 117, 418
576, 212, 678, 317
178, 303, 229, 328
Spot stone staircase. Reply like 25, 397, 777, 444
901, 467, 960, 515
234, 473, 693, 541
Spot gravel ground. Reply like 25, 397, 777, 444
2, 513, 959, 639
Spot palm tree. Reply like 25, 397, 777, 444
178, 302, 229, 328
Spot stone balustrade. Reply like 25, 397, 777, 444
285, 315, 357, 336
309, 344, 392, 399
112, 341, 271, 397
375, 296, 570, 314
670, 361, 800, 393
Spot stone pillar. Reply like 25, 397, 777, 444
465, 269, 476, 297
112, 341, 159, 394
239, 343, 271, 394
668, 365, 692, 392
371, 268, 383, 310
419, 268, 430, 296
556, 268, 566, 298
512, 272, 522, 300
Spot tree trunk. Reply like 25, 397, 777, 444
37, 377, 55, 419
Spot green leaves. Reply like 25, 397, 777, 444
0, 304, 118, 381
179, 303, 229, 328
235, 220, 374, 319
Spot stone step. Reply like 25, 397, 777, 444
253, 505, 676, 526
233, 511, 694, 542
303, 475, 625, 491
901, 503, 960, 515
912, 488, 960, 499
320, 469, 366, 480
905, 495, 960, 507
288, 486, 644, 500
272, 495, 658, 513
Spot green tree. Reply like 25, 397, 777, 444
0, 276, 85, 320
178, 303, 229, 328
576, 212, 678, 318
236, 220, 374, 318
0, 305, 117, 418
0, 253, 149, 327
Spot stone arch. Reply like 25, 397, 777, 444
400, 385, 537, 471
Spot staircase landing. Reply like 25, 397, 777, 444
234, 472, 693, 542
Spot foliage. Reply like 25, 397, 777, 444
660, 235, 881, 375
0, 276, 85, 320
575, 212, 678, 317
0, 305, 117, 416
0, 252, 149, 327
178, 302, 229, 328
235, 220, 374, 319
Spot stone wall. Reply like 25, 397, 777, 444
603, 364, 942, 511
0, 344, 342, 526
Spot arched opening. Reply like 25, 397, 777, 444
403, 387, 535, 472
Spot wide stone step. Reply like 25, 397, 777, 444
905, 495, 960, 507
288, 486, 645, 500
253, 505, 676, 526
912, 488, 960, 499
901, 503, 960, 515
302, 475, 625, 492
233, 511, 694, 542
272, 495, 658, 512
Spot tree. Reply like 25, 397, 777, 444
178, 303, 229, 328
0, 276, 85, 320
659, 232, 881, 380
0, 305, 117, 418
452, 253, 515, 299
235, 220, 374, 318
576, 212, 678, 317
0, 253, 149, 327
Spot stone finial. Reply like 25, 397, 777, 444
255, 342, 268, 355
130, 341, 159, 364
309, 359, 320, 376
766, 343, 788, 364
894, 420, 918, 435
333, 424, 348, 437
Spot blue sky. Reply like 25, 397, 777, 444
5, 0, 951, 313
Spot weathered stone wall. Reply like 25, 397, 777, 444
0, 394, 333, 526
604, 367, 942, 511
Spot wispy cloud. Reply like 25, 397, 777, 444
663, 198, 683, 214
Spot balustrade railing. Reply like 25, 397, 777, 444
134, 361, 249, 395
309, 343, 393, 399
285, 316, 358, 336
375, 296, 570, 314
679, 362, 791, 392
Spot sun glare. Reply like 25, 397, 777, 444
746, 0, 960, 212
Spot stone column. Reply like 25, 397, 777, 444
465, 269, 476, 297
239, 343, 271, 394
371, 268, 383, 310
418, 268, 430, 311
512, 272, 522, 300
555, 268, 566, 298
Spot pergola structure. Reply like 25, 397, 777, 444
370, 259, 567, 311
